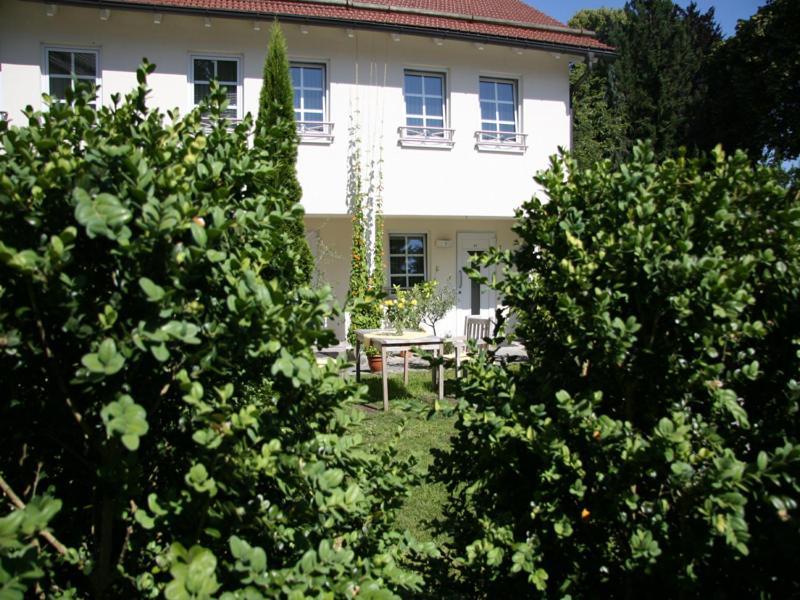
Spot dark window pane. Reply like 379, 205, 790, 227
500, 123, 516, 132
427, 119, 444, 129
303, 67, 323, 88
305, 111, 323, 122
194, 83, 211, 104
216, 60, 237, 82
390, 257, 407, 275
305, 89, 323, 110
49, 77, 71, 99
425, 96, 443, 117
406, 236, 424, 253
405, 96, 422, 116
391, 276, 407, 288
225, 89, 238, 107
74, 52, 96, 76
479, 80, 494, 100
291, 67, 301, 87
406, 117, 423, 127
497, 82, 514, 102
408, 276, 425, 287
193, 59, 214, 81
389, 236, 406, 254
424, 75, 442, 97
482, 122, 498, 132
498, 103, 515, 122
293, 90, 301, 109
406, 256, 424, 275
471, 278, 481, 315
405, 73, 422, 95
480, 101, 495, 120
48, 51, 71, 75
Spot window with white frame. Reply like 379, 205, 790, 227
191, 56, 240, 120
290, 63, 328, 135
389, 234, 426, 289
45, 48, 100, 105
403, 71, 447, 139
479, 78, 518, 142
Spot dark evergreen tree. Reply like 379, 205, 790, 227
255, 22, 315, 285
615, 0, 719, 159
704, 0, 800, 162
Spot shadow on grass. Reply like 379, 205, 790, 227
351, 370, 460, 412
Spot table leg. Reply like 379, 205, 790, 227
403, 350, 409, 387
431, 347, 438, 388
382, 346, 389, 412
355, 339, 361, 382
438, 346, 444, 400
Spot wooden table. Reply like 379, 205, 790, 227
355, 329, 444, 411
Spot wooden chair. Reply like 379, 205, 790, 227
447, 316, 492, 377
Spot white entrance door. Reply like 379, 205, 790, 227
456, 232, 496, 336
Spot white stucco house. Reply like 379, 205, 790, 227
0, 0, 610, 340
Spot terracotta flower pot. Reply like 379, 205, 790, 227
367, 354, 383, 373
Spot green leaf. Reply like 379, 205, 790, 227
190, 222, 207, 247
73, 189, 131, 240
100, 395, 149, 450
151, 343, 170, 362
81, 338, 125, 375
139, 277, 166, 301
134, 508, 155, 530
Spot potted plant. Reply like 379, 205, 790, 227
409, 280, 455, 336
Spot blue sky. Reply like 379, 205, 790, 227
527, 0, 764, 36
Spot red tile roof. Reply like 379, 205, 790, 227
91, 0, 612, 52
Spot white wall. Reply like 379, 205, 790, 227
306, 215, 517, 340
0, 0, 573, 220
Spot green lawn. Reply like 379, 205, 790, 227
349, 369, 457, 545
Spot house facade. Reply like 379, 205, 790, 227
0, 0, 610, 340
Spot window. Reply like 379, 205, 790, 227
191, 56, 240, 120
45, 48, 99, 105
479, 78, 518, 143
403, 71, 449, 140
290, 63, 329, 136
389, 234, 426, 289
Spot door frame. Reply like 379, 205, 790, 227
455, 231, 497, 336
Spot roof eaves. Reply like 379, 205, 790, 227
39, 0, 615, 55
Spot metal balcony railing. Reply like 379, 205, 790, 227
297, 121, 334, 143
200, 115, 242, 134
474, 130, 528, 152
398, 125, 455, 148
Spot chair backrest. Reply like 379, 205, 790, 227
464, 317, 491, 345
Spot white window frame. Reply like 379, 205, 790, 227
400, 70, 454, 147
388, 233, 428, 290
290, 61, 333, 143
189, 54, 242, 121
476, 76, 527, 153
42, 46, 101, 107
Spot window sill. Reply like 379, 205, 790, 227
297, 122, 334, 145
398, 125, 455, 150
398, 137, 455, 150
299, 134, 334, 145
474, 143, 527, 154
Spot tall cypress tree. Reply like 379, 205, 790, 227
255, 21, 315, 285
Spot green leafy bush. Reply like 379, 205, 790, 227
0, 65, 430, 597
434, 144, 800, 597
